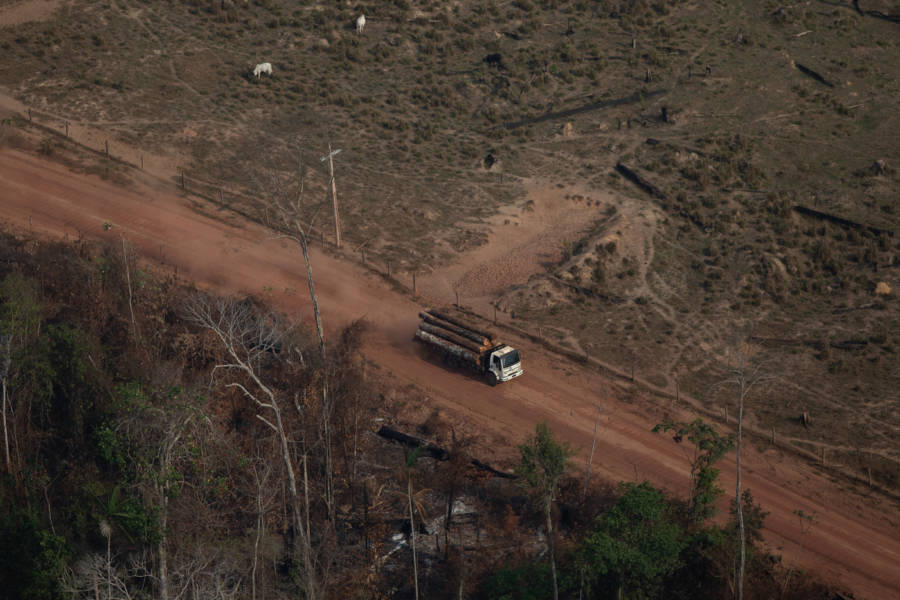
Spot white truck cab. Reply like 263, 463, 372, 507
487, 345, 524, 385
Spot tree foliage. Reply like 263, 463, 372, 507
579, 481, 684, 599
516, 421, 573, 504
652, 418, 734, 522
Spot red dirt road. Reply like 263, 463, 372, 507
2, 147, 900, 598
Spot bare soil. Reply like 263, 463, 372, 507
2, 139, 900, 599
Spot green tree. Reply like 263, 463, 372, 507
579, 482, 684, 599
653, 419, 734, 522
0, 508, 68, 599
516, 422, 573, 600
480, 562, 552, 600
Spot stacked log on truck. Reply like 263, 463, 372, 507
415, 308, 524, 385
415, 309, 497, 368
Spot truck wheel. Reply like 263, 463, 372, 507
486, 372, 498, 387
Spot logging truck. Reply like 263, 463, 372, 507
414, 309, 524, 385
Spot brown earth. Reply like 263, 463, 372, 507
1, 142, 900, 598
0, 0, 61, 28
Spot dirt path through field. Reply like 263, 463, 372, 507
1, 146, 900, 599
418, 184, 608, 312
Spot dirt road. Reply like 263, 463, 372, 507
2, 146, 899, 598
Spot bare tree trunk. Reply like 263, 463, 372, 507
736, 384, 746, 600
303, 454, 311, 552
296, 226, 335, 529
296, 228, 325, 358
272, 405, 318, 600
583, 405, 602, 499
1, 377, 9, 471
121, 237, 138, 341
252, 506, 262, 600
252, 462, 269, 600
158, 495, 169, 600
547, 496, 558, 600
444, 487, 454, 560
408, 475, 419, 600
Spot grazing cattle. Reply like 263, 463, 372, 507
253, 62, 273, 78
356, 14, 366, 34
483, 53, 503, 69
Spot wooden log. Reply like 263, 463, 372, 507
615, 162, 667, 200
415, 330, 481, 366
427, 309, 497, 343
418, 323, 487, 354
376, 426, 517, 479
793, 205, 894, 237
376, 426, 449, 461
795, 63, 835, 88
419, 313, 491, 346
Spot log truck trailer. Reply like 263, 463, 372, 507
414, 309, 524, 385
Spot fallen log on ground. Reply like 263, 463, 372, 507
377, 426, 517, 479
615, 162, 667, 200
793, 205, 894, 237
795, 63, 835, 88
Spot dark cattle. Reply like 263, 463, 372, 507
483, 53, 504, 69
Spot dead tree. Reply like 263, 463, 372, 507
185, 296, 321, 600
254, 147, 336, 529
715, 346, 774, 600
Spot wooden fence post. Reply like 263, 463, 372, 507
28, 108, 32, 122
771, 427, 776, 444
65, 121, 69, 137
387, 261, 391, 278
361, 249, 366, 265
140, 154, 144, 170
105, 140, 109, 157
219, 189, 224, 204
412, 271, 417, 296
724, 406, 728, 422
455, 290, 459, 307
181, 170, 185, 190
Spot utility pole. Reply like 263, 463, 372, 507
320, 143, 342, 248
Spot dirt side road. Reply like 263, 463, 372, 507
2, 147, 899, 598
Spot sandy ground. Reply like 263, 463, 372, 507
417, 186, 609, 312
0, 0, 61, 27
1, 143, 900, 598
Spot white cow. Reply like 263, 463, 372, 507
356, 14, 366, 34
252, 62, 273, 78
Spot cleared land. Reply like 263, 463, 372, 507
1, 0, 899, 596
1, 0, 897, 484
1, 129, 900, 598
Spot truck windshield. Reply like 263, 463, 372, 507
501, 351, 520, 368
